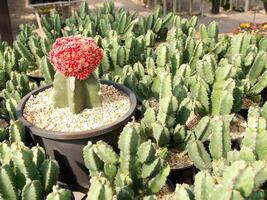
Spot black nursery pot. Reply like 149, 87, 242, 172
168, 165, 196, 185
211, 0, 220, 14
27, 74, 45, 86
17, 80, 137, 191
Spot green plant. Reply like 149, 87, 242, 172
227, 105, 267, 162
2, 71, 37, 102
188, 55, 243, 116
173, 160, 267, 199
83, 122, 170, 199
187, 104, 267, 172
187, 115, 232, 171
135, 6, 174, 41
0, 142, 70, 200
50, 36, 103, 113
41, 9, 62, 42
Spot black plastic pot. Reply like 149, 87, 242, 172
27, 74, 45, 86
17, 80, 137, 191
168, 165, 196, 185
211, 0, 220, 14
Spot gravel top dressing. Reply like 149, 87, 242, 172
23, 84, 130, 132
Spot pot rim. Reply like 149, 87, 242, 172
16, 80, 137, 140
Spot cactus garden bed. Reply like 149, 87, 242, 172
1, 1, 267, 200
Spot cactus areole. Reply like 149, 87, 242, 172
50, 36, 104, 113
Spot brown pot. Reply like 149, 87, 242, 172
17, 80, 137, 191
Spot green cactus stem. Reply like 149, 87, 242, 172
21, 180, 42, 200
40, 159, 59, 193
0, 164, 18, 200
46, 185, 72, 200
87, 176, 113, 200
53, 72, 102, 113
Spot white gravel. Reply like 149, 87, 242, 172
23, 84, 130, 132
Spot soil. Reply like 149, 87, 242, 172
230, 114, 247, 140
23, 84, 130, 132
156, 184, 174, 200
242, 97, 260, 109
167, 149, 193, 170
0, 119, 8, 129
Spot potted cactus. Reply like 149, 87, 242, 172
17, 36, 137, 190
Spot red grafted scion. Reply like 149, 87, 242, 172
50, 36, 103, 80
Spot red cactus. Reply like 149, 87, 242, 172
50, 36, 103, 80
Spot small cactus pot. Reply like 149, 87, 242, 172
17, 80, 137, 191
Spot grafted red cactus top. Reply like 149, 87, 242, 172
50, 36, 103, 80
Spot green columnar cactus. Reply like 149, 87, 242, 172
171, 160, 267, 200
0, 164, 18, 200
46, 185, 72, 200
174, 184, 194, 200
50, 37, 103, 114
10, 142, 40, 189
199, 21, 218, 44
9, 120, 26, 142
156, 45, 169, 68
136, 6, 174, 39
40, 56, 55, 84
3, 72, 32, 101
211, 78, 236, 115
194, 171, 215, 200
0, 142, 66, 200
32, 145, 45, 169
244, 51, 267, 96
41, 9, 62, 42
86, 176, 113, 200
196, 54, 216, 85
40, 159, 60, 193
187, 116, 232, 170
5, 98, 18, 120
21, 179, 42, 200
227, 106, 267, 162
53, 72, 102, 113
83, 122, 170, 199
144, 30, 156, 47
0, 142, 12, 165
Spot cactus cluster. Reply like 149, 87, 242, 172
1, 71, 37, 120
0, 141, 71, 200
83, 122, 170, 199
187, 104, 267, 172
173, 160, 267, 200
